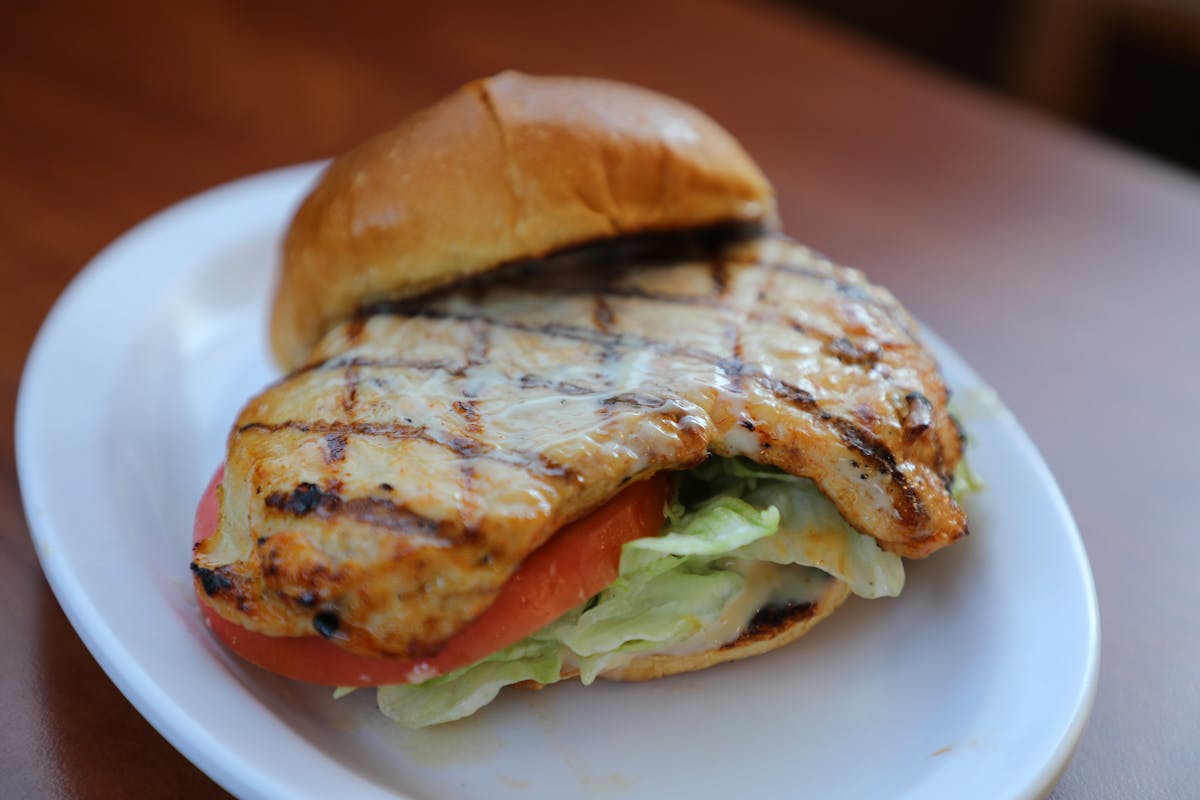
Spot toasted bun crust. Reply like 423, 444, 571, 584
271, 71, 776, 369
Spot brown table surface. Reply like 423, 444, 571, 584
3, 1, 1197, 797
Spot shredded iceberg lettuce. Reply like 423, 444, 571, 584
952, 455, 984, 499
378, 634, 565, 728
375, 457, 907, 728
560, 497, 781, 683
732, 481, 904, 599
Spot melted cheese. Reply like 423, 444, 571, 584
592, 517, 904, 671
653, 563, 833, 658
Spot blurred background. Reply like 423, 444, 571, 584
785, 0, 1200, 174
2, 2, 1198, 798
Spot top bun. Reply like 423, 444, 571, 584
271, 71, 776, 369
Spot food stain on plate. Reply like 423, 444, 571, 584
322, 686, 507, 767
527, 690, 636, 797
928, 738, 989, 758
385, 714, 507, 767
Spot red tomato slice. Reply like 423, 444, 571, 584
193, 467, 670, 686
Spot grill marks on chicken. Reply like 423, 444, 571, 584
193, 237, 966, 657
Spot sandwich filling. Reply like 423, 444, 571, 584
193, 232, 971, 727
375, 454, 977, 727
375, 456, 910, 727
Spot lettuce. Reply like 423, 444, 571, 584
378, 636, 563, 728
558, 495, 787, 681
375, 457, 908, 727
679, 458, 905, 598
952, 455, 984, 499
734, 479, 904, 598
624, 496, 779, 560
564, 564, 745, 683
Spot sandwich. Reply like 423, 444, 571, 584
191, 71, 971, 728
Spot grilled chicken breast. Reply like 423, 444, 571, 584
192, 234, 966, 658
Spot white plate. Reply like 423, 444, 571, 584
18, 165, 1099, 800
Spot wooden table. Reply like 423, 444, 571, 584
3, 1, 1196, 797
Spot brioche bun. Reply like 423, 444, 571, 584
271, 71, 776, 369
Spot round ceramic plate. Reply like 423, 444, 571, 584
17, 165, 1098, 800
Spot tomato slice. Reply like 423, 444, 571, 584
193, 467, 670, 686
